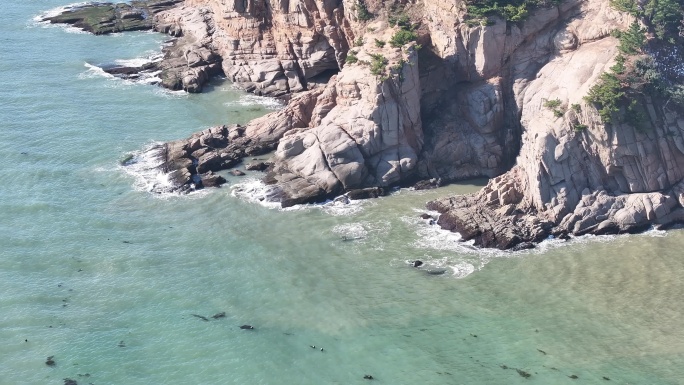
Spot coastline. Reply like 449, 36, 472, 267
39, 0, 684, 250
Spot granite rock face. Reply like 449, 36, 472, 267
46, 0, 684, 243
427, 0, 684, 248
265, 42, 423, 206
156, 0, 353, 96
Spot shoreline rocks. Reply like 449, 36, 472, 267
42, 1, 183, 35
46, 0, 684, 246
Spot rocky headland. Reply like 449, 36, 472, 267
46, 0, 684, 248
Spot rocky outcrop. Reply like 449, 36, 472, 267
46, 0, 684, 244
264, 40, 422, 206
427, 0, 684, 248
43, 0, 183, 35
152, 0, 353, 96
153, 38, 422, 203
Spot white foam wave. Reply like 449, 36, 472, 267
80, 57, 163, 87
230, 179, 282, 209
152, 87, 189, 98
404, 209, 675, 280
230, 179, 375, 215
332, 223, 368, 241
80, 62, 116, 80
34, 2, 98, 20
317, 197, 369, 216
31, 2, 97, 33
114, 53, 162, 68
119, 143, 181, 195
224, 95, 284, 111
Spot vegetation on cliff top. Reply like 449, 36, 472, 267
464, 0, 562, 24
585, 0, 684, 127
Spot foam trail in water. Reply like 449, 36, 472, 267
231, 179, 282, 209
31, 2, 95, 33
120, 142, 179, 195
224, 94, 284, 110
332, 223, 368, 242
80, 63, 116, 80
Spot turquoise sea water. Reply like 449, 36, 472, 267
2, 2, 684, 384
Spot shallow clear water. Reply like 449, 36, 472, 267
2, 2, 684, 384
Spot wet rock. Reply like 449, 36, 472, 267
412, 260, 423, 268
199, 171, 226, 188
230, 169, 246, 176
240, 325, 255, 330
346, 188, 385, 200
42, 1, 182, 35
413, 178, 443, 191
245, 162, 271, 172
46, 356, 55, 366
420, 213, 433, 220
510, 242, 536, 251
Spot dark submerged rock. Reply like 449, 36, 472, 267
413, 178, 443, 190
191, 314, 209, 321
211, 312, 226, 319
363, 375, 374, 380
199, 171, 226, 188
346, 187, 385, 200
63, 379, 78, 385
240, 325, 255, 330
46, 356, 56, 366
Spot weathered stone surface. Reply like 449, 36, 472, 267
53, 0, 684, 237
427, 0, 684, 249
42, 0, 183, 35
152, 0, 353, 96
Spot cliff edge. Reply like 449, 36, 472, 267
45, 0, 684, 247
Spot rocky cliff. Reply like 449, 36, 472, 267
46, 0, 684, 247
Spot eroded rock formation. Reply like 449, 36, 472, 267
45, 0, 684, 247
427, 0, 684, 248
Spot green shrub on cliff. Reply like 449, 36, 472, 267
610, 0, 684, 40
389, 13, 411, 28
356, 0, 374, 21
465, 0, 561, 24
613, 21, 646, 55
584, 73, 624, 123
370, 54, 388, 76
345, 51, 359, 64
390, 29, 418, 47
